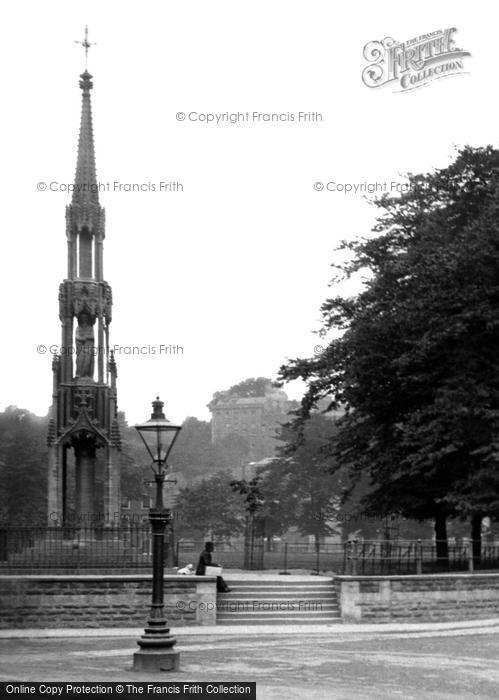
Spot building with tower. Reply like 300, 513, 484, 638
46, 66, 121, 527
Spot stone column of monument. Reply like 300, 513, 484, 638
47, 68, 121, 528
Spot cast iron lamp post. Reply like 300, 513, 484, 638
133, 396, 182, 672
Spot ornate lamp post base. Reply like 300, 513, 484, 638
133, 643, 179, 672
133, 617, 179, 671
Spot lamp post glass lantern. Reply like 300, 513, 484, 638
133, 396, 182, 672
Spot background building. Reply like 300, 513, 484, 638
210, 380, 294, 465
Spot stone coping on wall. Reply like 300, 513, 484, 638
334, 572, 499, 580
0, 574, 217, 582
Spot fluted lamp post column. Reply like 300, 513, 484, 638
133, 396, 182, 672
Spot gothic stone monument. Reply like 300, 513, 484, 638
46, 68, 121, 527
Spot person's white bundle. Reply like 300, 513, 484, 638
176, 564, 194, 575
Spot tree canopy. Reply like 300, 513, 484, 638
0, 406, 48, 525
175, 471, 246, 540
279, 146, 499, 543
207, 377, 276, 410
232, 414, 343, 543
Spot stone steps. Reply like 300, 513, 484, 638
217, 616, 342, 626
220, 592, 336, 599
216, 578, 341, 625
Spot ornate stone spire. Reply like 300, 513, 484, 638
48, 44, 121, 528
69, 70, 102, 233
65, 57, 106, 280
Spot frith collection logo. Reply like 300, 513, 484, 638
362, 28, 471, 92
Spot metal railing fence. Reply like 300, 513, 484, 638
1, 527, 498, 575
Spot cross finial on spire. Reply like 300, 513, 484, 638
75, 26, 95, 71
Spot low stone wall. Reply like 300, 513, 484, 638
336, 573, 499, 623
0, 574, 217, 629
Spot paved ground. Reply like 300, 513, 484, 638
1, 624, 499, 699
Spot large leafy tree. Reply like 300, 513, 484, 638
0, 406, 48, 526
232, 415, 343, 546
279, 146, 499, 558
175, 471, 246, 540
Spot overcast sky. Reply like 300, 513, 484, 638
0, 1, 495, 424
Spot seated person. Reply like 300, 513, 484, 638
196, 541, 231, 592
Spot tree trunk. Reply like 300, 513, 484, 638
471, 513, 482, 566
314, 533, 321, 573
243, 515, 251, 569
434, 512, 449, 568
